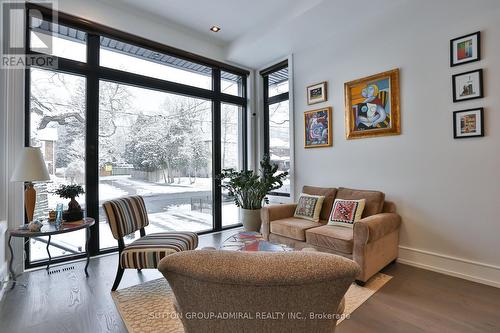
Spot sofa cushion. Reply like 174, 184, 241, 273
302, 186, 338, 221
294, 193, 324, 222
328, 199, 366, 228
270, 218, 321, 241
306, 225, 354, 254
336, 187, 385, 218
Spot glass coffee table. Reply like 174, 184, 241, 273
221, 231, 294, 252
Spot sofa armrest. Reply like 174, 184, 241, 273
261, 204, 297, 240
354, 213, 401, 244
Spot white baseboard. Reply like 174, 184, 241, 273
397, 246, 500, 289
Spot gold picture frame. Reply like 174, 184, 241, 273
344, 69, 400, 140
304, 107, 332, 148
307, 81, 328, 105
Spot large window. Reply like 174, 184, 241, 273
25, 4, 248, 267
98, 83, 213, 249
221, 103, 244, 227
28, 67, 87, 261
261, 61, 290, 196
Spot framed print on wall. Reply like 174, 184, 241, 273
453, 108, 484, 139
307, 81, 327, 105
304, 107, 332, 148
452, 69, 483, 102
344, 68, 400, 140
450, 31, 480, 67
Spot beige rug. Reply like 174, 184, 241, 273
112, 273, 391, 333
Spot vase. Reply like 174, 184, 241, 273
240, 208, 262, 232
68, 197, 82, 211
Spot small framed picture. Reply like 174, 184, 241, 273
453, 108, 484, 139
452, 69, 483, 102
450, 31, 480, 67
307, 81, 327, 105
304, 107, 332, 148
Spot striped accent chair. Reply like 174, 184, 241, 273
103, 196, 198, 291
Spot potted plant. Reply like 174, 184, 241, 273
218, 155, 288, 232
55, 184, 85, 222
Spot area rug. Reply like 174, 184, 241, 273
112, 273, 391, 333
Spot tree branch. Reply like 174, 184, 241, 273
38, 113, 85, 129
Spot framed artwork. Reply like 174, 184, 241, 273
307, 81, 327, 105
453, 108, 484, 139
344, 68, 400, 140
450, 31, 481, 67
452, 69, 483, 102
304, 107, 332, 148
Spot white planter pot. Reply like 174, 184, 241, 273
240, 208, 262, 232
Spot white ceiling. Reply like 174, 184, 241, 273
108, 0, 303, 45
102, 0, 412, 68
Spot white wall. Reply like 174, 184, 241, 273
292, 1, 500, 286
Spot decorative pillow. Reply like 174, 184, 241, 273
294, 193, 325, 222
328, 199, 366, 228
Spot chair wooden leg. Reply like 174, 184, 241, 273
137, 268, 142, 273
112, 266, 125, 291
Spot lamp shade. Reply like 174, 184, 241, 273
10, 147, 51, 182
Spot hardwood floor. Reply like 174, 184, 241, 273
1, 230, 499, 333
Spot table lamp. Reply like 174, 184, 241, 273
11, 147, 51, 222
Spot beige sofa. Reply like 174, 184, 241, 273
158, 250, 359, 333
261, 186, 401, 284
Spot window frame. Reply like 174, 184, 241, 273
24, 3, 249, 269
260, 60, 290, 197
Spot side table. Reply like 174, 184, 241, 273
7, 217, 95, 285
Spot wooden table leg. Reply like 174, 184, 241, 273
8, 235, 15, 280
46, 235, 52, 271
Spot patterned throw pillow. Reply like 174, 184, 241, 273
328, 199, 366, 228
294, 194, 325, 222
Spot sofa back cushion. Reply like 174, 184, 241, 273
302, 186, 338, 221
335, 187, 385, 218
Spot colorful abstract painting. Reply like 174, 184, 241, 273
351, 78, 391, 131
457, 39, 473, 60
304, 107, 332, 148
344, 69, 400, 139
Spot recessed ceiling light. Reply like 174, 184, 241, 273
210, 26, 221, 33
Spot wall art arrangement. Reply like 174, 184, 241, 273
450, 31, 485, 139
307, 81, 327, 105
344, 68, 400, 140
304, 107, 332, 148
453, 108, 484, 139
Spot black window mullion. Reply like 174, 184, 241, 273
268, 92, 289, 105
263, 75, 270, 156
97, 66, 216, 101
86, 34, 100, 256
242, 75, 248, 171
212, 69, 222, 231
